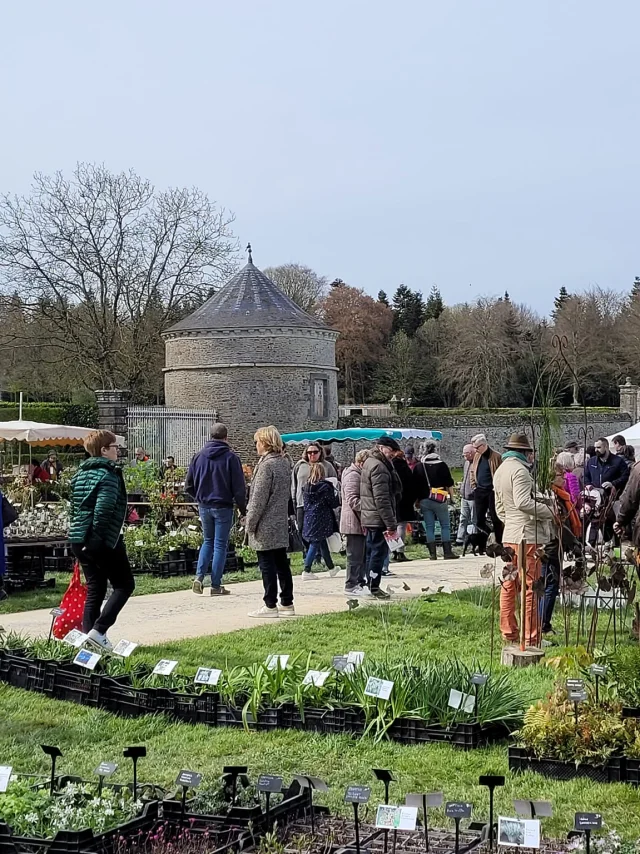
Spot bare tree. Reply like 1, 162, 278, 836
0, 163, 238, 396
263, 263, 327, 315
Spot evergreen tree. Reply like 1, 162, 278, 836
377, 290, 390, 306
632, 277, 640, 299
425, 285, 444, 320
552, 286, 570, 320
392, 285, 425, 335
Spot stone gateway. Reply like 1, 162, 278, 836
162, 249, 339, 456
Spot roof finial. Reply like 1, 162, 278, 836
246, 242, 253, 264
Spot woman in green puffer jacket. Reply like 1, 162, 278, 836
69, 430, 134, 651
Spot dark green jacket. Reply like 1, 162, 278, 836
69, 457, 127, 550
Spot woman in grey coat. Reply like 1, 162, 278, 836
340, 450, 370, 596
246, 426, 295, 619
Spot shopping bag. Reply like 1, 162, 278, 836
53, 561, 87, 639
326, 532, 343, 554
287, 518, 304, 553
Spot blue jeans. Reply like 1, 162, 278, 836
420, 498, 451, 543
305, 540, 334, 571
196, 506, 234, 587
365, 528, 388, 591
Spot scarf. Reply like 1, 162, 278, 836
502, 450, 530, 466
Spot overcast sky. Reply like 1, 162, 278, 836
1, 1, 638, 313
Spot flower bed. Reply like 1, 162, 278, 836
508, 746, 625, 784
0, 643, 523, 749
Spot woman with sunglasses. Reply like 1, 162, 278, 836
69, 430, 134, 650
291, 444, 337, 577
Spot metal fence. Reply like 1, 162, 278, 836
126, 406, 218, 466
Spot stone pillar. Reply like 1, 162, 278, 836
619, 378, 639, 424
95, 390, 130, 444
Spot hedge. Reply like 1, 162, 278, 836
0, 402, 98, 428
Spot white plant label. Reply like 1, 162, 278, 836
448, 689, 476, 713
303, 670, 330, 687
153, 659, 178, 676
113, 639, 138, 658
74, 649, 102, 671
0, 766, 12, 793
498, 818, 541, 848
194, 667, 222, 686
63, 629, 89, 648
376, 805, 418, 831
345, 650, 365, 672
364, 676, 394, 701
266, 654, 290, 671
135, 540, 144, 547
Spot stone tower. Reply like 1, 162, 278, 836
163, 247, 339, 455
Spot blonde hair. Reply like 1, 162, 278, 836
84, 430, 116, 458
308, 462, 326, 484
355, 449, 370, 466
254, 426, 283, 456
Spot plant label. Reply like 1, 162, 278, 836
293, 775, 329, 792
188, 525, 198, 531
63, 629, 89, 648
448, 689, 475, 713
49, 607, 65, 617
344, 785, 371, 804
446, 802, 472, 819
471, 673, 488, 686
257, 775, 283, 793
347, 651, 365, 667
479, 775, 505, 788
426, 792, 444, 808
153, 659, 178, 675
194, 667, 222, 686
575, 813, 602, 831
113, 640, 138, 658
135, 540, 144, 547
375, 805, 418, 831
405, 792, 443, 809
364, 676, 394, 700
265, 654, 289, 671
498, 817, 541, 848
590, 664, 608, 677
74, 649, 101, 670
332, 655, 349, 672
568, 689, 588, 703
95, 761, 118, 777
176, 770, 202, 789
0, 766, 12, 793
566, 678, 585, 692
514, 800, 553, 819
303, 669, 330, 687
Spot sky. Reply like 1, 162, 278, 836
0, 0, 638, 314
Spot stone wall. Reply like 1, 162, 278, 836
332, 410, 632, 468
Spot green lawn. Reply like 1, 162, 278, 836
3, 590, 640, 839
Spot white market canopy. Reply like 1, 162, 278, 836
0, 420, 125, 448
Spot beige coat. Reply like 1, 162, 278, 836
246, 453, 291, 552
493, 455, 554, 545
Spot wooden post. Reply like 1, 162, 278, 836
519, 539, 527, 652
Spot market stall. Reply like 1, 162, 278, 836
281, 427, 443, 444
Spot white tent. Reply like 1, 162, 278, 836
606, 423, 640, 454
0, 420, 125, 447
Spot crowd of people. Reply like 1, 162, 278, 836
3, 422, 639, 654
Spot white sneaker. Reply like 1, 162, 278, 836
302, 571, 319, 581
86, 629, 114, 651
359, 586, 373, 598
278, 605, 296, 618
248, 605, 279, 619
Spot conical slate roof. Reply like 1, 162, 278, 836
166, 257, 328, 334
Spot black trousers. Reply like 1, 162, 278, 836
474, 486, 504, 548
257, 548, 294, 608
72, 537, 135, 634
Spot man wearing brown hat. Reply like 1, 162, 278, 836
493, 433, 554, 648
360, 437, 403, 599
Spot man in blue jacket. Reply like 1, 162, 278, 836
584, 437, 629, 546
185, 424, 247, 596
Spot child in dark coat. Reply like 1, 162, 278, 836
302, 464, 340, 576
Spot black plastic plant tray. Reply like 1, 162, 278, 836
389, 718, 510, 749
508, 746, 624, 783
216, 703, 245, 728
51, 667, 105, 707
0, 800, 159, 854
625, 757, 640, 785
100, 679, 158, 717
195, 691, 219, 726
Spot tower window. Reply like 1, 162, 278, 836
310, 375, 328, 420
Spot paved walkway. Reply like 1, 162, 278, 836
0, 555, 489, 645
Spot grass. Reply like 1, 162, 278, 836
4, 580, 640, 838
3, 682, 640, 840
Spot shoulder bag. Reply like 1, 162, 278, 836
421, 463, 449, 504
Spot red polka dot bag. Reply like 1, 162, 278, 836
53, 561, 87, 639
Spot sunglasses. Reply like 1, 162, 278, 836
307, 449, 320, 455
